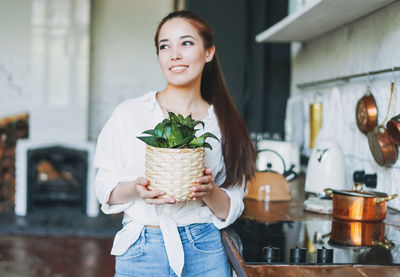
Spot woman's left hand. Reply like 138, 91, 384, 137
191, 168, 216, 200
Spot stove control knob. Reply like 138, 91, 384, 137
290, 247, 307, 264
263, 246, 279, 263
317, 247, 333, 264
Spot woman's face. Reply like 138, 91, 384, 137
157, 18, 215, 88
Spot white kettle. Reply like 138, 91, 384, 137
305, 141, 346, 195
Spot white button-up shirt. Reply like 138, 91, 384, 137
94, 91, 245, 276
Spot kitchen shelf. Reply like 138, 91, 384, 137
255, 0, 396, 43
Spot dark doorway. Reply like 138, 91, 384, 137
186, 0, 290, 137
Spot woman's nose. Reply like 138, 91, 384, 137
171, 47, 182, 60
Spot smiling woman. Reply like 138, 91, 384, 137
94, 10, 256, 277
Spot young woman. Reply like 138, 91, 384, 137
94, 10, 256, 277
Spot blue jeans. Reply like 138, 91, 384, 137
114, 223, 230, 277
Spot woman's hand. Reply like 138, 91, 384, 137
191, 168, 216, 201
135, 177, 176, 205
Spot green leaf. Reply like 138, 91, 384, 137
172, 135, 195, 148
181, 126, 192, 139
170, 122, 184, 147
182, 114, 193, 127
203, 142, 212, 150
162, 119, 171, 125
142, 129, 155, 136
199, 132, 219, 143
154, 123, 164, 137
162, 125, 173, 140
137, 136, 157, 147
178, 114, 185, 124
188, 136, 205, 147
168, 111, 179, 123
193, 120, 205, 129
156, 137, 168, 148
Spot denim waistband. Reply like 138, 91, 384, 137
142, 223, 217, 244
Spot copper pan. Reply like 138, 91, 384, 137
387, 114, 400, 145
324, 184, 397, 221
367, 126, 398, 166
356, 91, 378, 134
367, 82, 398, 166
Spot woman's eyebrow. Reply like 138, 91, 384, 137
180, 35, 196, 40
158, 35, 196, 44
159, 38, 169, 44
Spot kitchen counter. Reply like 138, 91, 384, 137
222, 175, 400, 277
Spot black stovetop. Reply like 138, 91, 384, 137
227, 219, 400, 265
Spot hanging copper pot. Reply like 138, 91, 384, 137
387, 114, 400, 145
367, 82, 398, 166
356, 91, 378, 134
367, 126, 398, 166
324, 184, 398, 221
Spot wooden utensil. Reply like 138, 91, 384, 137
356, 88, 378, 134
368, 82, 397, 166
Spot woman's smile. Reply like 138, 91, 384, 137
169, 64, 189, 73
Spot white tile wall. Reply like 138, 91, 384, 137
0, 0, 31, 119
286, 1, 400, 210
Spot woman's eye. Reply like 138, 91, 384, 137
159, 44, 168, 50
183, 41, 193, 46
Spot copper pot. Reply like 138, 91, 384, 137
387, 114, 400, 145
356, 92, 378, 134
329, 219, 395, 249
367, 126, 398, 166
330, 219, 384, 246
324, 184, 397, 221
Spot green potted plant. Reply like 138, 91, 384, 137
137, 111, 219, 201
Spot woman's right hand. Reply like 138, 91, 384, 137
134, 177, 176, 205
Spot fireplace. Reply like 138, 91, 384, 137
16, 140, 98, 217
27, 146, 87, 212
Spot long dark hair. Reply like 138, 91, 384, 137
154, 10, 256, 188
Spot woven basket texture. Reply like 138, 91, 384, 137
145, 145, 205, 201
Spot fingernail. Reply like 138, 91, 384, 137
159, 191, 165, 195
169, 199, 175, 203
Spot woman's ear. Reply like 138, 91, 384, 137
205, 45, 216, 63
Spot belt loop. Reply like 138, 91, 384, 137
184, 225, 194, 243
141, 227, 147, 246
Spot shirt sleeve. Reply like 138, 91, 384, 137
212, 177, 245, 229
94, 106, 135, 214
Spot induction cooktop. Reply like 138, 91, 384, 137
227, 219, 400, 265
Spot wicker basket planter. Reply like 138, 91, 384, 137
145, 145, 205, 201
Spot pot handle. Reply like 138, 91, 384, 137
375, 194, 398, 204
324, 188, 333, 197
372, 237, 396, 250
352, 183, 364, 192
